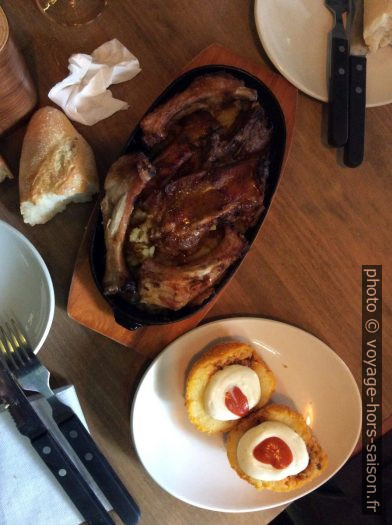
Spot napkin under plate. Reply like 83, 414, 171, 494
0, 385, 111, 525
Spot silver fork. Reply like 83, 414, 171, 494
0, 318, 140, 525
0, 319, 55, 399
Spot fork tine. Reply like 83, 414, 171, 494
6, 321, 30, 366
0, 325, 19, 371
6, 321, 20, 351
10, 318, 34, 359
0, 333, 7, 358
0, 335, 12, 374
5, 323, 25, 367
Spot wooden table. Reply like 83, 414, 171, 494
1, 1, 391, 523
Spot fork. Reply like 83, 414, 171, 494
325, 0, 350, 147
0, 318, 140, 525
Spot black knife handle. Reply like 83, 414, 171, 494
31, 431, 114, 525
328, 36, 349, 147
53, 407, 140, 525
344, 55, 367, 167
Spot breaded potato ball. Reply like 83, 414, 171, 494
226, 404, 328, 492
185, 341, 276, 434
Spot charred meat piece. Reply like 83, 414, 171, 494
154, 111, 218, 177
206, 103, 271, 165
138, 227, 246, 310
141, 111, 219, 205
140, 73, 257, 147
178, 109, 221, 145
145, 157, 264, 258
101, 153, 155, 295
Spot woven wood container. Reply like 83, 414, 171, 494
0, 7, 37, 135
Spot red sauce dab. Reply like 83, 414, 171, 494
253, 437, 293, 469
225, 386, 249, 417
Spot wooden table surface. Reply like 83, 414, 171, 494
1, 1, 391, 524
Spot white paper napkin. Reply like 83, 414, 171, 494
0, 386, 111, 525
48, 39, 141, 125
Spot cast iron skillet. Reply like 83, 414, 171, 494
90, 65, 286, 330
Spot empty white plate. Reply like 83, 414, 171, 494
0, 220, 55, 353
254, 0, 392, 107
131, 317, 361, 512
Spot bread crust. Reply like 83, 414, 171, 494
364, 0, 392, 52
19, 106, 98, 224
226, 404, 328, 492
185, 342, 276, 433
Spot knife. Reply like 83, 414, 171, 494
0, 363, 115, 525
47, 394, 140, 525
326, 0, 350, 147
344, 0, 367, 167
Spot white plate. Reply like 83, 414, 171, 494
131, 317, 361, 512
0, 221, 55, 353
254, 0, 392, 107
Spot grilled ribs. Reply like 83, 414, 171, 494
101, 154, 155, 294
102, 73, 272, 309
143, 157, 264, 258
138, 228, 246, 310
140, 73, 257, 147
205, 103, 271, 166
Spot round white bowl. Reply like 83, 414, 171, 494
0, 220, 55, 353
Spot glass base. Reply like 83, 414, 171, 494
36, 0, 108, 27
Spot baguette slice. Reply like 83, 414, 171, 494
19, 106, 99, 225
364, 0, 392, 53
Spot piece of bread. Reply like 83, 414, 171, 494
226, 404, 328, 492
0, 155, 13, 183
19, 106, 99, 225
364, 0, 392, 53
185, 342, 276, 434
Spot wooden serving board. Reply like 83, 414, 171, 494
67, 43, 297, 357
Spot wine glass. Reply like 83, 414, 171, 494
35, 0, 108, 27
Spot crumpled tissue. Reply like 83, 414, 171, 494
48, 38, 141, 125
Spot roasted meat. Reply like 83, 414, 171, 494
101, 73, 272, 311
138, 227, 246, 310
101, 154, 155, 294
143, 157, 264, 258
205, 103, 271, 166
140, 73, 257, 147
141, 111, 219, 205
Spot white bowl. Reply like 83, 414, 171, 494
0, 220, 55, 353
